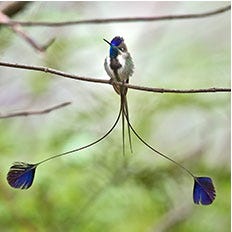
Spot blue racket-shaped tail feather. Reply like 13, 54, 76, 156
193, 177, 216, 205
7, 162, 36, 189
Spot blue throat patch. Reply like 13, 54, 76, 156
110, 46, 118, 58
109, 36, 124, 58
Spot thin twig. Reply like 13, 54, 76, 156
0, 11, 54, 52
0, 101, 71, 119
125, 86, 231, 93
0, 61, 230, 94
0, 5, 230, 27
0, 2, 31, 17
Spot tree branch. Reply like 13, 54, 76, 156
0, 61, 230, 94
0, 101, 71, 119
0, 1, 30, 18
0, 11, 55, 52
0, 5, 230, 27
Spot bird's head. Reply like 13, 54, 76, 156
104, 36, 127, 58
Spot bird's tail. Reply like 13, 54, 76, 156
120, 83, 133, 155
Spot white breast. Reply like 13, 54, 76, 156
104, 57, 115, 80
104, 53, 134, 82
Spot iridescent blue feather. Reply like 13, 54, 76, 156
111, 36, 124, 46
110, 46, 119, 58
109, 36, 124, 58
193, 177, 216, 205
7, 162, 36, 189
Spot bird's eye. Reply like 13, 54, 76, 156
119, 47, 125, 52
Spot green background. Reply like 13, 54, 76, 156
0, 2, 230, 232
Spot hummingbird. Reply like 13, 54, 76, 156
6, 37, 217, 207
103, 36, 134, 155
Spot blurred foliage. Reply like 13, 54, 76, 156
0, 2, 230, 232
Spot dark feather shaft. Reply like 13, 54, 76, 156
124, 95, 133, 153
121, 92, 125, 156
36, 103, 122, 165
119, 79, 133, 155
123, 108, 195, 178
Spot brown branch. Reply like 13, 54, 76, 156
126, 86, 231, 94
0, 61, 230, 94
0, 1, 31, 17
0, 102, 71, 119
0, 5, 230, 27
0, 11, 54, 52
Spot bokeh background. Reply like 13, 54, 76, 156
0, 1, 230, 232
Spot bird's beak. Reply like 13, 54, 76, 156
103, 38, 111, 46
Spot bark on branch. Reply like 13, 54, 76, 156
0, 61, 230, 94
0, 102, 71, 119
0, 5, 229, 27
